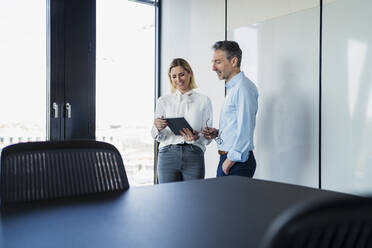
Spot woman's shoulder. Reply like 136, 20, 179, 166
192, 91, 212, 103
192, 91, 210, 99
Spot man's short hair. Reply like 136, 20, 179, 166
212, 40, 242, 67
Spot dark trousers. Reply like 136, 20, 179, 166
216, 151, 256, 178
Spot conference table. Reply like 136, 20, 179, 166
0, 176, 351, 248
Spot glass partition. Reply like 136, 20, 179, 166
227, 0, 320, 187
322, 0, 372, 195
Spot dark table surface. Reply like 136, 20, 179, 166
0, 176, 350, 248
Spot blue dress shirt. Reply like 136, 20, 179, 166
218, 71, 258, 162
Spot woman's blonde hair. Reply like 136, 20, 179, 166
168, 58, 197, 93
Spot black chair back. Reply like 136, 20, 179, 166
260, 195, 372, 248
1, 140, 129, 203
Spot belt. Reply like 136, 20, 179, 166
218, 150, 254, 156
218, 150, 228, 155
175, 143, 190, 146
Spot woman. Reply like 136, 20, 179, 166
151, 58, 213, 183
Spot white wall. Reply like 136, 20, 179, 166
161, 0, 225, 178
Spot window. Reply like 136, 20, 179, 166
0, 1, 46, 150
96, 0, 155, 186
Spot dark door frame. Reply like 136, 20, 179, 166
47, 0, 95, 141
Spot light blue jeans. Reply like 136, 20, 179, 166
158, 144, 205, 183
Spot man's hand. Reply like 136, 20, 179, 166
222, 158, 235, 175
154, 116, 168, 132
179, 128, 199, 142
202, 127, 218, 140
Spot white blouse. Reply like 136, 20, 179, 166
151, 89, 213, 152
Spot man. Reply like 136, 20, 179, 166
202, 40, 258, 177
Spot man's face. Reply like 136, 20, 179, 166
212, 49, 234, 81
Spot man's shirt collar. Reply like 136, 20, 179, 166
226, 71, 243, 89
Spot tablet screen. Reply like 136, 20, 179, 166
164, 117, 193, 135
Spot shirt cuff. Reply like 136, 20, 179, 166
186, 137, 198, 145
227, 150, 243, 162
153, 128, 165, 141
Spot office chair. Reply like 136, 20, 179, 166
0, 140, 129, 203
260, 195, 372, 248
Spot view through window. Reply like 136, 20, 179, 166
0, 1, 46, 151
96, 0, 155, 186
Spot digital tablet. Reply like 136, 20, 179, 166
164, 117, 193, 135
